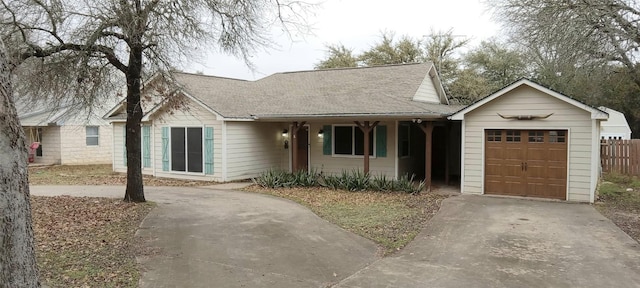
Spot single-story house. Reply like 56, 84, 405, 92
598, 106, 632, 140
105, 63, 608, 203
19, 103, 114, 165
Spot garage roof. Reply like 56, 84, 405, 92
448, 79, 609, 120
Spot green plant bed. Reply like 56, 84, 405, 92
253, 169, 425, 194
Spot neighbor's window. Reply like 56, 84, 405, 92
398, 124, 410, 157
171, 127, 203, 173
333, 125, 374, 156
86, 126, 99, 146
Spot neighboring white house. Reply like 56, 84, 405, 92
599, 106, 632, 140
19, 103, 114, 165
449, 79, 608, 203
105, 66, 608, 203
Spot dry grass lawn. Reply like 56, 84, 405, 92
245, 185, 449, 255
31, 196, 154, 287
29, 164, 214, 186
596, 173, 640, 243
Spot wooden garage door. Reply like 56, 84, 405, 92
485, 130, 567, 200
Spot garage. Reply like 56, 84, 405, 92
485, 129, 567, 200
448, 79, 609, 202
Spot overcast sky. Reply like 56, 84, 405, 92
189, 0, 500, 80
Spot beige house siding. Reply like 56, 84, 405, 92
461, 85, 595, 202
302, 121, 397, 178
412, 73, 441, 103
152, 99, 223, 181
112, 123, 128, 173
59, 125, 113, 164
226, 122, 288, 181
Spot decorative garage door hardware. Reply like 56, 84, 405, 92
497, 113, 554, 120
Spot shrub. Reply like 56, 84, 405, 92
290, 169, 320, 187
252, 169, 292, 188
256, 169, 426, 194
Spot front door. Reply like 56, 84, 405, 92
294, 126, 309, 171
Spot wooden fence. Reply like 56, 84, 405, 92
601, 139, 640, 176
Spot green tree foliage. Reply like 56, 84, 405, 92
359, 32, 423, 66
315, 44, 358, 69
423, 29, 469, 83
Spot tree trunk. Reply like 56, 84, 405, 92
124, 43, 145, 203
0, 40, 41, 286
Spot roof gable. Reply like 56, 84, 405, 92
448, 79, 608, 120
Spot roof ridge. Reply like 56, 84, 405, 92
172, 71, 249, 82
275, 62, 428, 76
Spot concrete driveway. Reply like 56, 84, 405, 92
30, 186, 640, 287
29, 185, 379, 287
336, 195, 640, 288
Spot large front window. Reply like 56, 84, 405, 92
333, 125, 374, 156
171, 127, 203, 173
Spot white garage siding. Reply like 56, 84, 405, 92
461, 85, 596, 202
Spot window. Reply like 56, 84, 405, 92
528, 131, 544, 143
506, 130, 521, 142
86, 126, 99, 146
486, 130, 502, 142
398, 124, 410, 157
333, 125, 374, 156
171, 127, 203, 173
549, 131, 566, 143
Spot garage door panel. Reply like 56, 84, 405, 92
484, 130, 567, 200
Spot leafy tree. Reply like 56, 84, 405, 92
315, 44, 358, 69
423, 28, 469, 83
0, 39, 40, 286
464, 39, 529, 89
488, 0, 640, 89
2, 0, 309, 202
358, 31, 423, 66
447, 69, 493, 104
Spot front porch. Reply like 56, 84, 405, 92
274, 118, 461, 190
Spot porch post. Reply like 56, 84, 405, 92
419, 122, 434, 191
445, 122, 450, 185
290, 121, 306, 172
355, 120, 379, 174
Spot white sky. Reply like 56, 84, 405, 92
190, 0, 500, 80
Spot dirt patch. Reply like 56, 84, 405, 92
596, 174, 640, 243
245, 185, 449, 255
31, 196, 154, 287
29, 164, 215, 186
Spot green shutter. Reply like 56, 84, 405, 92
142, 126, 151, 168
376, 125, 387, 157
323, 125, 332, 155
161, 127, 169, 171
122, 125, 127, 166
204, 127, 214, 175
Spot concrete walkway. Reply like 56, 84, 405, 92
336, 195, 640, 288
30, 186, 640, 288
29, 185, 379, 287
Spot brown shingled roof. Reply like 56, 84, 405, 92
171, 63, 461, 119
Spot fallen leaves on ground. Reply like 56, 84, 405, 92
31, 196, 154, 287
244, 185, 448, 255
29, 164, 214, 186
